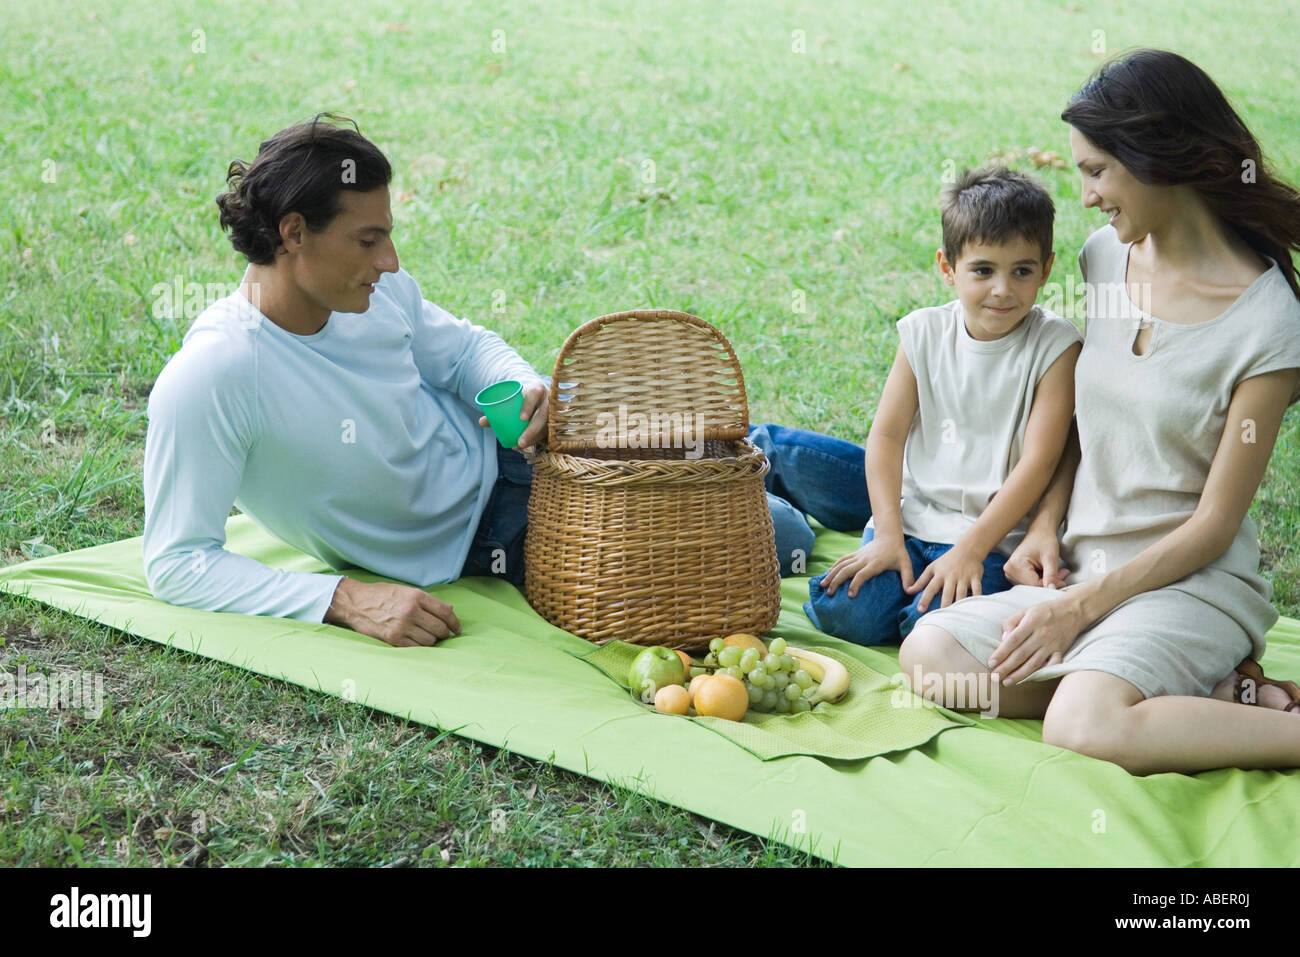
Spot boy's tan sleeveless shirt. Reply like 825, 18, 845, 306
1062, 226, 1300, 647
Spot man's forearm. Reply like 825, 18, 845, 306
324, 577, 360, 627
145, 538, 343, 622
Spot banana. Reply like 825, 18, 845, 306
785, 645, 850, 704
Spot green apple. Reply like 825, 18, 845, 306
627, 646, 686, 704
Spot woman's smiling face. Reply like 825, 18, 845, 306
1069, 127, 1163, 244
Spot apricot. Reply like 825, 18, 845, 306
694, 675, 749, 722
654, 684, 691, 715
688, 674, 711, 705
723, 633, 767, 659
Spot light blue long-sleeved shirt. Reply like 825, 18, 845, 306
142, 267, 542, 622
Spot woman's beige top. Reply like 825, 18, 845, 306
1062, 225, 1300, 648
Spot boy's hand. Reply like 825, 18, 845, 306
818, 534, 914, 598
1003, 527, 1070, 589
906, 544, 987, 613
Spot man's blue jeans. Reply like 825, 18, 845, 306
804, 526, 1011, 646
462, 422, 871, 585
745, 423, 870, 573
461, 441, 535, 587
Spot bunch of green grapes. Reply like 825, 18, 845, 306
702, 636, 819, 714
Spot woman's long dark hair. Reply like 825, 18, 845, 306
1063, 49, 1300, 299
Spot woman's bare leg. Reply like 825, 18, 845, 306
899, 623, 1060, 718
1043, 670, 1300, 774
901, 626, 1300, 771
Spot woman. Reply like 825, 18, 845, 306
899, 49, 1300, 774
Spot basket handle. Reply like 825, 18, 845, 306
546, 310, 752, 452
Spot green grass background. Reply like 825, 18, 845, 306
2, 0, 1298, 865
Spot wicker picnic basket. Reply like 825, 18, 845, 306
524, 309, 781, 653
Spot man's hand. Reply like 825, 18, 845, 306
1003, 525, 1070, 588
478, 380, 549, 449
324, 577, 462, 648
905, 544, 987, 613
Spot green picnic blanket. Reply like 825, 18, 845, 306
2, 515, 1298, 866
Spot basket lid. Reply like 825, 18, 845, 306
547, 310, 751, 453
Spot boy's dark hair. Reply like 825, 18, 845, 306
216, 113, 392, 265
941, 167, 1054, 265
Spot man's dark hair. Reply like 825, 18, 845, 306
216, 113, 392, 265
941, 167, 1054, 265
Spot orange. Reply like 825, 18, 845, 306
654, 684, 691, 715
675, 650, 694, 675
694, 675, 749, 722
723, 633, 767, 659
688, 674, 711, 704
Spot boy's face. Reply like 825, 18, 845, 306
281, 186, 400, 315
936, 236, 1054, 341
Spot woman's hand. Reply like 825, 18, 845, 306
905, 544, 987, 613
987, 594, 1085, 684
1003, 525, 1070, 588
818, 534, 914, 598
478, 380, 550, 449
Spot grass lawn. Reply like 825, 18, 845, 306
2, 0, 1298, 866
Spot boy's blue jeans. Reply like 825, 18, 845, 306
461, 422, 871, 585
804, 526, 1011, 646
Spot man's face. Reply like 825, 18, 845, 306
290, 186, 400, 314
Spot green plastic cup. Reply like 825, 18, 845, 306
475, 379, 529, 448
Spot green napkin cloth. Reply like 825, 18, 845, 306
577, 638, 972, 761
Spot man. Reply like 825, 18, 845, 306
144, 114, 549, 649
143, 115, 862, 650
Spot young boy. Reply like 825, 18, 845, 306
804, 167, 1083, 645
